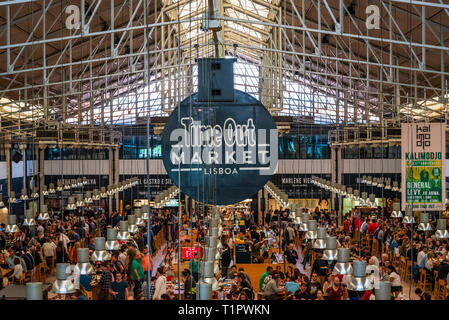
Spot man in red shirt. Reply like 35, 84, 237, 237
368, 219, 379, 236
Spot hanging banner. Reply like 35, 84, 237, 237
401, 123, 446, 211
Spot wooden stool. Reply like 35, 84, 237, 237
418, 269, 427, 290
404, 260, 412, 281
435, 279, 447, 300
398, 257, 406, 279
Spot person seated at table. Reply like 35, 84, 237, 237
236, 272, 253, 299
9, 258, 23, 282
294, 282, 311, 300
263, 272, 286, 300
284, 275, 299, 295
227, 265, 238, 280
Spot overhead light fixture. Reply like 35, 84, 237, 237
347, 260, 373, 291
417, 212, 432, 231
375, 281, 392, 300
402, 207, 415, 224
141, 205, 150, 220
92, 189, 100, 200
20, 188, 29, 201
313, 227, 327, 249
31, 187, 39, 199
23, 209, 35, 226
384, 178, 392, 190
75, 248, 95, 275
333, 248, 353, 275
8, 191, 17, 203
100, 187, 108, 198
299, 213, 310, 232
366, 176, 372, 185
391, 181, 399, 191
92, 237, 111, 262
52, 263, 76, 294
48, 183, 56, 194
305, 220, 318, 240
368, 194, 376, 207
56, 181, 63, 192
66, 197, 77, 210
76, 178, 83, 187
71, 179, 77, 189
105, 227, 120, 251
390, 202, 403, 218
127, 215, 139, 234
75, 194, 84, 207
38, 204, 50, 221
82, 177, 88, 186
117, 220, 132, 240
63, 181, 71, 190
372, 177, 378, 187
84, 191, 93, 204
361, 175, 367, 184
323, 236, 338, 260
435, 219, 449, 239
377, 177, 384, 188
134, 208, 144, 226
6, 215, 19, 233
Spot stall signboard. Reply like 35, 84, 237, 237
182, 247, 201, 259
401, 123, 446, 211
162, 91, 278, 205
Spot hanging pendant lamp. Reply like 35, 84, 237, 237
127, 215, 139, 234
26, 283, 43, 300
105, 227, 120, 251
91, 237, 111, 262
52, 263, 76, 294
375, 281, 392, 300
305, 220, 318, 240
435, 219, 449, 239
75, 194, 85, 207
347, 260, 373, 291
23, 209, 36, 226
322, 236, 338, 260
92, 189, 100, 201
38, 204, 50, 221
402, 208, 415, 224
48, 183, 56, 194
333, 248, 353, 275
6, 215, 19, 233
76, 178, 83, 187
8, 191, 17, 203
417, 212, 432, 231
313, 227, 327, 249
31, 187, 39, 199
71, 179, 77, 189
20, 188, 29, 201
75, 248, 95, 275
84, 191, 93, 204
390, 202, 403, 218
66, 196, 76, 210
391, 181, 399, 191
141, 204, 150, 220
63, 181, 71, 190
82, 177, 88, 186
299, 213, 310, 231
100, 187, 108, 198
384, 178, 391, 190
117, 220, 132, 240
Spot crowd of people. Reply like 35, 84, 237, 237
0, 203, 448, 301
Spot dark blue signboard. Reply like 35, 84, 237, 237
162, 90, 278, 205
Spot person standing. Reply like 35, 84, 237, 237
110, 272, 129, 300
189, 252, 200, 282
153, 267, 167, 300
98, 262, 113, 300
130, 250, 145, 296
284, 242, 299, 268
220, 245, 232, 278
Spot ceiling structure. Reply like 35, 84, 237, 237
0, 0, 448, 145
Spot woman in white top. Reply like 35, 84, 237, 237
10, 258, 23, 281
386, 265, 402, 295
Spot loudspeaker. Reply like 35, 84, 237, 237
12, 149, 22, 163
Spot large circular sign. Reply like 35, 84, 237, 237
162, 90, 278, 205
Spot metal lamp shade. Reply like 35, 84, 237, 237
417, 212, 432, 231
305, 220, 318, 240
66, 196, 77, 210
333, 248, 353, 275
106, 228, 120, 250
390, 202, 403, 218
63, 181, 71, 190
31, 187, 39, 199
313, 228, 327, 249
26, 282, 43, 300
347, 260, 373, 291
20, 188, 29, 201
56, 181, 63, 192
117, 220, 132, 240
436, 219, 449, 239
92, 237, 111, 262
6, 215, 19, 233
38, 204, 50, 221
198, 281, 212, 300
92, 189, 100, 200
141, 205, 150, 220
52, 263, 76, 294
203, 247, 216, 261
24, 209, 36, 226
375, 281, 391, 300
76, 194, 85, 207
127, 215, 139, 234
75, 248, 95, 275
41, 185, 48, 196
323, 236, 338, 260
8, 191, 17, 203
48, 183, 56, 193
402, 208, 415, 224
71, 179, 77, 188
100, 187, 108, 198
84, 191, 93, 204
299, 214, 310, 231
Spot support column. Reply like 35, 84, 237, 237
114, 147, 120, 212
5, 143, 11, 198
336, 147, 342, 227
330, 146, 337, 212
108, 147, 113, 215
20, 144, 27, 200
39, 147, 45, 206
257, 189, 263, 226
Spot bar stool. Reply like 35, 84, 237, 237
418, 269, 427, 290
435, 279, 447, 300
